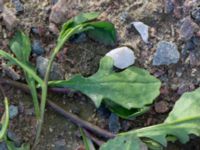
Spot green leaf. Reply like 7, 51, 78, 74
9, 31, 31, 63
49, 56, 161, 109
0, 97, 9, 140
86, 21, 117, 45
74, 12, 100, 25
105, 100, 150, 120
100, 135, 147, 150
0, 50, 43, 85
101, 87, 200, 150
6, 140, 30, 150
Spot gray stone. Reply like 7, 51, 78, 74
132, 21, 149, 43
12, 0, 24, 14
7, 130, 21, 147
2, 8, 18, 31
108, 113, 121, 134
153, 41, 180, 66
0, 0, 4, 13
54, 139, 66, 150
191, 6, 200, 24
9, 105, 18, 119
180, 17, 198, 41
36, 56, 64, 80
49, 0, 68, 24
0, 142, 7, 150
32, 40, 45, 55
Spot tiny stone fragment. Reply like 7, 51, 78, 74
180, 17, 198, 41
164, 0, 174, 14
154, 101, 169, 113
36, 56, 64, 80
2, 8, 18, 31
49, 0, 68, 24
132, 21, 149, 43
153, 41, 180, 66
0, 0, 4, 13
12, 0, 24, 14
106, 47, 136, 69
32, 40, 45, 55
108, 113, 121, 133
191, 6, 200, 24
9, 105, 18, 119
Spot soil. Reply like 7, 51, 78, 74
0, 0, 200, 150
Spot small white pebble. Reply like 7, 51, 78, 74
106, 47, 136, 69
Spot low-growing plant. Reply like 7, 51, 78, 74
0, 12, 198, 150
100, 87, 200, 150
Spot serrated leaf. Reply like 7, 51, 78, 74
9, 31, 31, 63
101, 87, 200, 150
49, 56, 161, 109
100, 135, 147, 150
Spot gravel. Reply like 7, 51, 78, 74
153, 41, 180, 66
32, 40, 45, 55
36, 56, 64, 80
9, 105, 18, 119
108, 113, 121, 134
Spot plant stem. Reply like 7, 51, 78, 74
26, 76, 40, 119
34, 26, 82, 146
0, 79, 115, 141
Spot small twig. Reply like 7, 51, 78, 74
83, 129, 105, 146
0, 78, 116, 139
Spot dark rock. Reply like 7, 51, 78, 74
180, 17, 198, 41
31, 27, 40, 36
36, 56, 64, 80
9, 105, 18, 119
12, 0, 24, 14
164, 0, 174, 14
32, 40, 45, 55
191, 6, 200, 24
7, 130, 21, 147
153, 41, 180, 66
0, 142, 7, 150
108, 113, 121, 134
191, 36, 200, 47
51, 0, 58, 5
70, 33, 87, 43
154, 101, 169, 113
97, 105, 111, 119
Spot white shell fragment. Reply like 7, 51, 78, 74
132, 21, 149, 43
106, 47, 136, 69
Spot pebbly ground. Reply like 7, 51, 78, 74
0, 0, 200, 149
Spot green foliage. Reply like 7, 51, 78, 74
49, 56, 161, 112
0, 97, 9, 140
6, 140, 30, 150
100, 87, 200, 150
9, 31, 31, 63
58, 12, 116, 46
